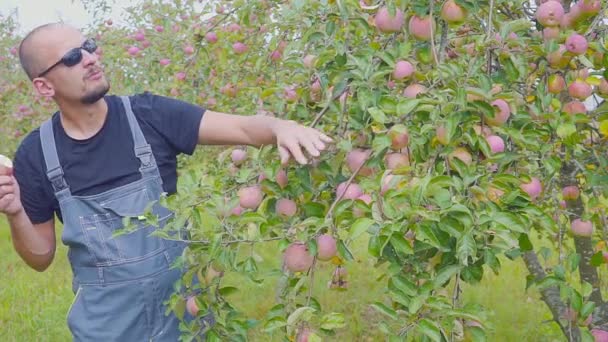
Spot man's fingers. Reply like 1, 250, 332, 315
318, 132, 333, 143
0, 175, 13, 186
283, 141, 308, 165
0, 184, 14, 197
0, 194, 15, 210
278, 146, 291, 166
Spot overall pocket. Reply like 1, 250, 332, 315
79, 187, 173, 265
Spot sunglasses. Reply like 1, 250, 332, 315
38, 38, 98, 77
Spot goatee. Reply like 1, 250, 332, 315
81, 83, 110, 104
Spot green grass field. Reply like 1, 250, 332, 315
0, 216, 566, 341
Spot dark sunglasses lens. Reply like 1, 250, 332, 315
82, 39, 97, 53
62, 49, 83, 67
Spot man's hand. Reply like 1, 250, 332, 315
272, 120, 333, 166
0, 164, 23, 216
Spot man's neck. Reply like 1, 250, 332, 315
57, 98, 108, 140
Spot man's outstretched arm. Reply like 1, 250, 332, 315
197, 110, 333, 165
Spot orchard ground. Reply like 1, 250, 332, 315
3, 212, 591, 341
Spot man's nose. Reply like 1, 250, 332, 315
81, 49, 99, 66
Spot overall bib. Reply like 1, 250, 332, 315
40, 96, 199, 341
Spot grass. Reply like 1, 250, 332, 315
0, 216, 567, 341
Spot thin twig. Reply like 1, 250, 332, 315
325, 149, 373, 221
429, 0, 439, 66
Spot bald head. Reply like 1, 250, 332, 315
18, 23, 78, 80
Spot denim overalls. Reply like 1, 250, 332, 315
40, 96, 197, 341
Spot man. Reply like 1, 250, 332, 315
0, 23, 332, 341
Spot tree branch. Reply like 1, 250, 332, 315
522, 250, 581, 341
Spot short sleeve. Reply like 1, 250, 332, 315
13, 131, 57, 224
130, 92, 205, 155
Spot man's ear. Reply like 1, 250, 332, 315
32, 78, 55, 98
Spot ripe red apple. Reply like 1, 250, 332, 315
536, 1, 565, 27
175, 72, 186, 81
571, 219, 593, 237
579, 0, 601, 16
441, 0, 467, 24
238, 185, 263, 209
485, 135, 505, 154
403, 83, 427, 98
159, 58, 171, 66
547, 74, 565, 94
183, 45, 194, 55
599, 78, 608, 97
232, 42, 248, 54
337, 181, 363, 200
276, 198, 297, 217
488, 99, 511, 126
275, 169, 288, 189
565, 33, 588, 55
186, 296, 199, 316
436, 125, 449, 145
133, 32, 145, 41
303, 54, 316, 68
449, 147, 473, 165
592, 329, 608, 342
563, 100, 586, 115
283, 243, 314, 272
205, 32, 218, 43
230, 205, 243, 216
375, 7, 405, 33
408, 15, 435, 41
154, 25, 163, 32
127, 46, 140, 56
388, 124, 409, 150
346, 149, 374, 176
568, 80, 592, 100
385, 152, 409, 169
562, 185, 580, 200
231, 149, 247, 166
284, 87, 298, 102
270, 50, 282, 62
316, 234, 337, 261
520, 177, 542, 200
392, 60, 414, 80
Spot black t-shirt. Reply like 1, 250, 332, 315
13, 92, 205, 224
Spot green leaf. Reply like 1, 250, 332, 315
518, 234, 533, 251
389, 275, 417, 296
434, 264, 462, 289
219, 286, 238, 296
320, 312, 346, 330
396, 99, 421, 116
350, 217, 374, 240
368, 107, 387, 124
591, 251, 605, 267
390, 233, 414, 255
493, 212, 526, 233
557, 123, 577, 138
287, 306, 316, 327
456, 232, 476, 266
337, 239, 354, 261
370, 302, 398, 320
417, 318, 442, 342
263, 317, 287, 332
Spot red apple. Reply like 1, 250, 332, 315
231, 149, 247, 166
562, 185, 579, 200
375, 7, 405, 33
238, 185, 263, 209
488, 99, 511, 126
283, 243, 314, 272
485, 135, 505, 154
571, 219, 593, 237
408, 15, 435, 41
536, 1, 565, 27
186, 296, 199, 316
276, 198, 297, 217
568, 80, 592, 100
337, 181, 363, 200
316, 234, 337, 261
392, 60, 414, 80
565, 33, 588, 55
388, 124, 409, 149
520, 177, 542, 200
441, 0, 467, 24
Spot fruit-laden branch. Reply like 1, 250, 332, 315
522, 250, 581, 341
561, 160, 608, 330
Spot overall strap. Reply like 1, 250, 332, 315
40, 119, 71, 198
120, 96, 160, 179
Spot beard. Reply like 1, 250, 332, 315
81, 81, 110, 104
